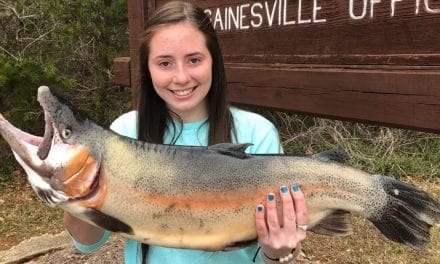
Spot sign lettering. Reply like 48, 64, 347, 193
203, 0, 440, 31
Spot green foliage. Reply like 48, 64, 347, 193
0, 0, 131, 181
0, 0, 130, 124
0, 55, 71, 133
0, 53, 73, 180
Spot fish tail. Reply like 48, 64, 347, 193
368, 175, 440, 250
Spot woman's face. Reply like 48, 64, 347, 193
148, 22, 213, 122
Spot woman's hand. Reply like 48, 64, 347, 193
255, 185, 308, 263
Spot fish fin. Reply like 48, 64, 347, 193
208, 143, 252, 159
369, 175, 440, 250
84, 209, 134, 235
310, 210, 353, 236
312, 149, 349, 163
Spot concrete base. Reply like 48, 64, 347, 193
0, 232, 70, 264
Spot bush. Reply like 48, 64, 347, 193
0, 55, 72, 133
0, 0, 131, 127
0, 0, 131, 179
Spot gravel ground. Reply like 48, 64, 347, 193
23, 236, 313, 264
27, 236, 124, 264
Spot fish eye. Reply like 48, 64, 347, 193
61, 128, 72, 139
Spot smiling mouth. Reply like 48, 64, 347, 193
172, 86, 196, 96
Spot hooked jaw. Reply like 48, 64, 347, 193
0, 85, 58, 175
0, 113, 47, 174
0, 113, 67, 206
0, 86, 101, 206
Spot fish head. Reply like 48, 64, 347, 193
0, 86, 102, 207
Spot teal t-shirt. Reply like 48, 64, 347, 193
71, 107, 283, 264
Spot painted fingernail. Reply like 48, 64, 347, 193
257, 205, 264, 212
268, 193, 275, 201
281, 186, 288, 193
293, 184, 300, 192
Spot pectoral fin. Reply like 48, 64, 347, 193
222, 239, 258, 250
84, 209, 134, 235
310, 210, 353, 236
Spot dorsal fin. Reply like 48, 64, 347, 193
208, 143, 252, 159
310, 210, 353, 236
312, 149, 349, 163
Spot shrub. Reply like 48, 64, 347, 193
0, 0, 130, 126
0, 0, 131, 179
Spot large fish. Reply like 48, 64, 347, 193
0, 86, 439, 251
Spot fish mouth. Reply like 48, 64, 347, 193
0, 113, 47, 174
0, 86, 100, 206
0, 113, 65, 206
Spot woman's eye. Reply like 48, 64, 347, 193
159, 61, 171, 67
189, 57, 201, 64
61, 128, 72, 139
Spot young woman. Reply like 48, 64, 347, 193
64, 1, 308, 263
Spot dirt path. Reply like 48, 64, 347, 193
25, 236, 124, 264
29, 242, 316, 264
2, 223, 439, 264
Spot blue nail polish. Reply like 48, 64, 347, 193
268, 193, 275, 201
293, 185, 300, 192
281, 186, 288, 193
257, 205, 263, 212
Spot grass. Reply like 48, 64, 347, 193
0, 112, 439, 263
264, 111, 440, 180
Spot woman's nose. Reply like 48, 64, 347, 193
173, 65, 191, 84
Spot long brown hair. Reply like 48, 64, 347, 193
137, 1, 235, 145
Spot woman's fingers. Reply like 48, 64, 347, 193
291, 185, 308, 238
255, 204, 270, 245
255, 185, 308, 247
280, 185, 296, 231
265, 193, 281, 239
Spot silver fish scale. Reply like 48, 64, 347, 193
105, 137, 387, 215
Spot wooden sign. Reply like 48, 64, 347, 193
112, 0, 440, 133
200, 0, 440, 64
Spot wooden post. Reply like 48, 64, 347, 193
126, 0, 149, 108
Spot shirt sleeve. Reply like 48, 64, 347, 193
109, 111, 138, 139
67, 230, 112, 253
